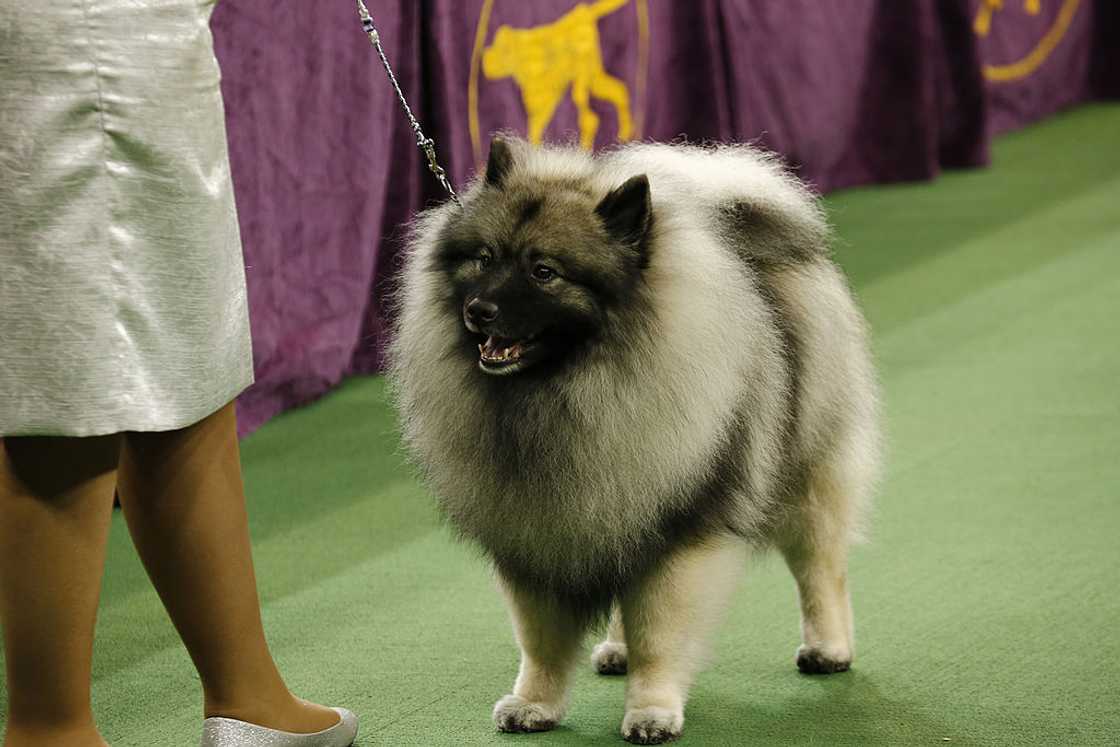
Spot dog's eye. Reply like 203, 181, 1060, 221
531, 264, 556, 283
477, 248, 492, 269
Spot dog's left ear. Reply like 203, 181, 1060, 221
486, 136, 514, 187
596, 175, 651, 248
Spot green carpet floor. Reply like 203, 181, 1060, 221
4, 103, 1120, 745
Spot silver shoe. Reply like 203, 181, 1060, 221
200, 707, 358, 746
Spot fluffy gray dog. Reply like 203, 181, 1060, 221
388, 136, 879, 744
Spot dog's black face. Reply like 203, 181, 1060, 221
432, 138, 652, 376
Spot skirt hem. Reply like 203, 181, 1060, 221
0, 374, 254, 439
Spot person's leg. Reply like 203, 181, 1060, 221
115, 402, 339, 733
0, 434, 120, 747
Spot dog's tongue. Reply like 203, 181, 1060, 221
480, 336, 522, 363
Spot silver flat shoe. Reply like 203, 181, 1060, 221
200, 707, 358, 747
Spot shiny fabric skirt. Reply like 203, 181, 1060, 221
0, 0, 253, 437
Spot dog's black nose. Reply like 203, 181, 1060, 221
466, 298, 500, 324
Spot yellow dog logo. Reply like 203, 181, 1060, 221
480, 0, 636, 150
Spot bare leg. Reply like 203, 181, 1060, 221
0, 434, 120, 747
492, 576, 589, 733
619, 535, 744, 745
590, 601, 628, 674
115, 402, 339, 733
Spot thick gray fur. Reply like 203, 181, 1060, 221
387, 136, 880, 742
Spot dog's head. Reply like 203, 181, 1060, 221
431, 137, 652, 376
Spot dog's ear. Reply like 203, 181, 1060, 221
486, 136, 514, 187
596, 174, 651, 247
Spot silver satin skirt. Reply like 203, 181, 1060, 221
0, 0, 253, 437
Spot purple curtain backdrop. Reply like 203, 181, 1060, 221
209, 0, 1117, 436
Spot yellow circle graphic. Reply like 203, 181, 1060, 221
981, 0, 1081, 83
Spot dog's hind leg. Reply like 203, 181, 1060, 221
591, 601, 628, 674
777, 463, 863, 675
492, 576, 588, 733
618, 534, 744, 745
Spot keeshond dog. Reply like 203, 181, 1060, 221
388, 136, 879, 744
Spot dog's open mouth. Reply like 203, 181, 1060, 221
478, 334, 539, 375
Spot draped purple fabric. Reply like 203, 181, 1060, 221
209, 0, 1117, 436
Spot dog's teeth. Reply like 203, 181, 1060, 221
477, 338, 529, 365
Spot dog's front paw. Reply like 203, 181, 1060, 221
591, 640, 628, 675
493, 694, 563, 733
622, 706, 683, 744
796, 644, 852, 675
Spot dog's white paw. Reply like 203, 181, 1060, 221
621, 706, 683, 744
795, 643, 852, 675
493, 694, 564, 733
591, 640, 628, 675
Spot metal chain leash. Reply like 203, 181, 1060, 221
356, 0, 461, 205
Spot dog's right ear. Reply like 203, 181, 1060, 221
486, 136, 514, 187
596, 174, 651, 248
